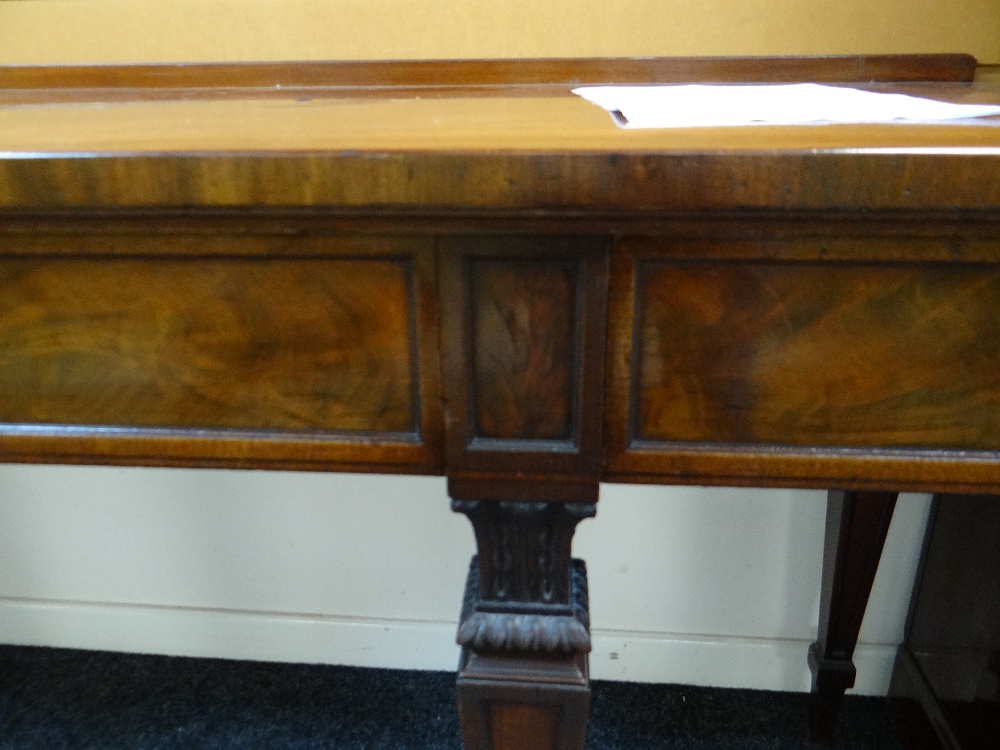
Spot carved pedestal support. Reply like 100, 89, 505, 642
809, 489, 898, 741
452, 499, 596, 750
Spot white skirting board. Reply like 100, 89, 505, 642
0, 596, 896, 696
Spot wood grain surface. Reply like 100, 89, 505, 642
0, 233, 443, 472
0, 257, 414, 432
2, 148, 999, 217
605, 235, 1000, 492
471, 260, 578, 441
635, 261, 1000, 451
3, 88, 1000, 153
490, 704, 557, 750
0, 55, 977, 91
440, 236, 608, 490
0, 57, 997, 215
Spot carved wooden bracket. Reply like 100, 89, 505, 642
452, 500, 595, 654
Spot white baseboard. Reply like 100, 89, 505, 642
589, 631, 897, 695
0, 597, 897, 696
0, 596, 462, 672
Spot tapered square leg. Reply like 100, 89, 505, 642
809, 489, 898, 741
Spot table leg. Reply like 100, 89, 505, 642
452, 498, 595, 750
809, 489, 898, 741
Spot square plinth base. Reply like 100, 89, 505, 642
457, 648, 590, 750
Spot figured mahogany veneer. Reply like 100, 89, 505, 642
0, 256, 415, 432
637, 262, 1000, 450
0, 233, 442, 472
605, 233, 1000, 493
471, 260, 578, 442
2, 54, 998, 749
441, 236, 608, 499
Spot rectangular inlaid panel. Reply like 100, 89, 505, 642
439, 236, 608, 489
471, 259, 579, 442
634, 261, 1000, 450
0, 256, 417, 434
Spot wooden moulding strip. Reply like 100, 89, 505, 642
0, 427, 442, 474
2, 153, 999, 214
0, 54, 978, 92
603, 443, 1000, 495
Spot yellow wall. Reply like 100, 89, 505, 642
1, 0, 998, 66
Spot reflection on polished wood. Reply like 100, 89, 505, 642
2, 55, 999, 749
0, 254, 417, 433
471, 259, 578, 441
636, 260, 1000, 450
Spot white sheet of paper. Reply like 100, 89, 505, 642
572, 83, 1000, 129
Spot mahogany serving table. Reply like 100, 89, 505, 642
1, 54, 998, 748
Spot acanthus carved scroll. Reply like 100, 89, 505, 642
452, 499, 595, 654
458, 557, 590, 653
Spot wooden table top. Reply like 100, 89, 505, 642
0, 57, 998, 213
0, 58, 998, 491
2, 82, 1000, 154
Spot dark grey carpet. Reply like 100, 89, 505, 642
0, 645, 903, 749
